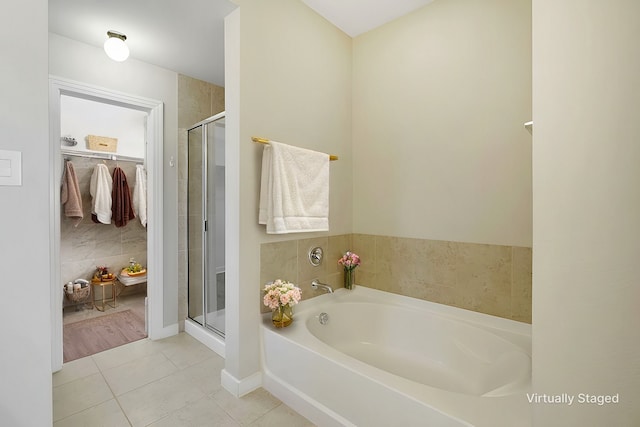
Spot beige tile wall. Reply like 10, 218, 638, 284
260, 233, 532, 323
177, 74, 225, 329
353, 234, 532, 323
259, 234, 351, 313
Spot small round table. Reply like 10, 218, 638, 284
91, 278, 117, 312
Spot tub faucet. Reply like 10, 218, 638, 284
311, 279, 333, 294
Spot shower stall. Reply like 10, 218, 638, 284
186, 112, 226, 340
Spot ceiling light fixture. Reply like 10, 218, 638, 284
104, 30, 130, 62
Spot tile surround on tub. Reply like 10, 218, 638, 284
260, 235, 352, 313
260, 234, 532, 323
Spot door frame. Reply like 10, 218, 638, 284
49, 76, 165, 371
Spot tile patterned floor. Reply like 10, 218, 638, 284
53, 332, 315, 427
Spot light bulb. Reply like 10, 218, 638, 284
104, 31, 130, 62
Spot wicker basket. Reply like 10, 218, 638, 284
87, 135, 118, 153
65, 286, 91, 303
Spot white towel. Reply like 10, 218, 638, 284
133, 165, 147, 227
259, 141, 329, 234
89, 163, 112, 224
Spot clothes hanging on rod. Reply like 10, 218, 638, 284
133, 165, 147, 227
112, 167, 136, 228
90, 164, 112, 224
60, 160, 83, 225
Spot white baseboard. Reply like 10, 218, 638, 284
221, 369, 262, 397
185, 318, 225, 358
149, 322, 179, 341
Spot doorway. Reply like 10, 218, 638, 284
50, 77, 165, 371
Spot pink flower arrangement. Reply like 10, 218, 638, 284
338, 251, 361, 271
263, 279, 302, 311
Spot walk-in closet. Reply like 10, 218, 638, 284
59, 94, 148, 362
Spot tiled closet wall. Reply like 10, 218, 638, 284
60, 157, 147, 301
260, 234, 532, 323
177, 74, 225, 329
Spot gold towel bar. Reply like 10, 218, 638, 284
251, 136, 338, 161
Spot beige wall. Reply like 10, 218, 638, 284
230, 0, 532, 391
251, 0, 533, 372
532, 0, 640, 424
177, 74, 225, 329
226, 0, 352, 383
352, 0, 532, 248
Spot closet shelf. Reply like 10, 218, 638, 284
61, 148, 144, 163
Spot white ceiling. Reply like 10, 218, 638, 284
48, 0, 434, 86
302, 0, 434, 37
48, 0, 238, 86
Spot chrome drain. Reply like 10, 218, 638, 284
318, 312, 329, 325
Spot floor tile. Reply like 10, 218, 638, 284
160, 333, 215, 369
53, 372, 114, 421
148, 395, 240, 427
117, 370, 205, 427
212, 388, 281, 426
53, 399, 131, 427
102, 352, 178, 396
53, 356, 100, 387
180, 354, 226, 395
92, 338, 161, 372
248, 404, 316, 427
53, 332, 313, 427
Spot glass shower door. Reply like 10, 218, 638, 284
205, 118, 225, 335
187, 125, 204, 326
187, 113, 225, 336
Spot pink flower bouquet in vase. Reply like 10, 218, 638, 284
263, 279, 302, 328
338, 251, 361, 290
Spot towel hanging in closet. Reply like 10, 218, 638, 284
61, 160, 83, 225
111, 167, 136, 227
90, 163, 112, 224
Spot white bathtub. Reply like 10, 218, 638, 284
261, 286, 532, 427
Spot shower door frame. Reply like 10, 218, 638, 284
187, 111, 226, 337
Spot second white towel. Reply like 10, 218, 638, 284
259, 141, 329, 234
89, 163, 112, 224
133, 165, 147, 227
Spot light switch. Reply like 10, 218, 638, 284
0, 150, 22, 186
0, 159, 10, 177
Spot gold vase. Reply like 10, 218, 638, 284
272, 305, 294, 328
344, 268, 355, 290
